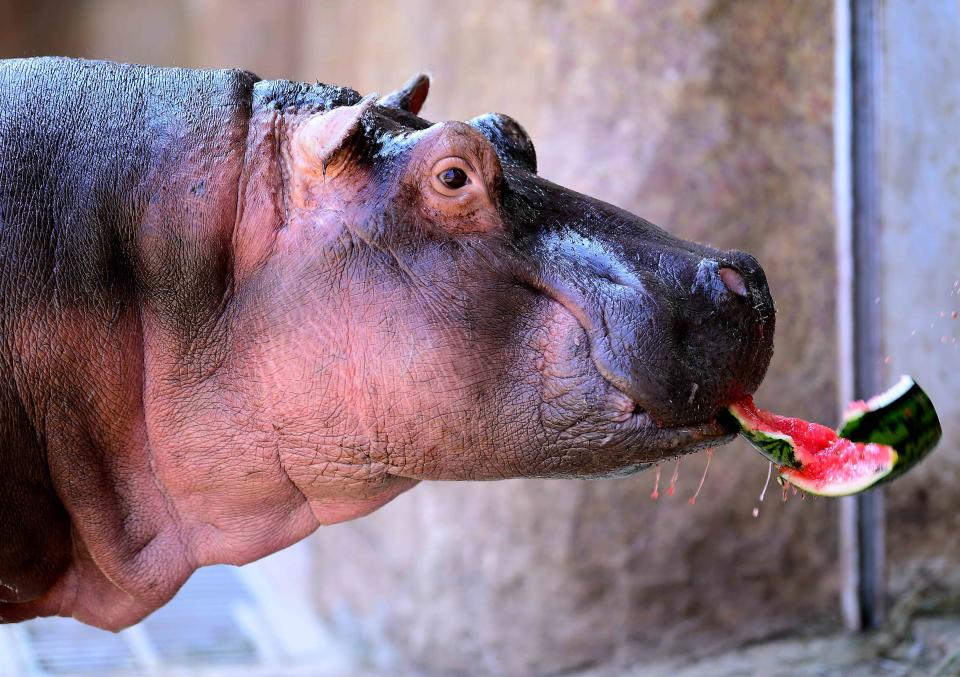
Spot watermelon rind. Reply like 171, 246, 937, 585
837, 375, 941, 485
723, 405, 801, 468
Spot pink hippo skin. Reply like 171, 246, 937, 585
0, 58, 774, 630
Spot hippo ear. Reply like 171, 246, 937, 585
380, 72, 430, 115
295, 94, 378, 174
469, 113, 537, 174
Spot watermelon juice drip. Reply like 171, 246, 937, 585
732, 397, 895, 492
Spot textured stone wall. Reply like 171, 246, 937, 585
0, 1, 848, 673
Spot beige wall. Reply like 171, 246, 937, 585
8, 1, 942, 674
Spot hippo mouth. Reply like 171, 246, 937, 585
529, 287, 743, 449
560, 391, 738, 479
608, 393, 739, 452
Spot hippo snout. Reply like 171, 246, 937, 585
596, 245, 775, 428
674, 249, 775, 424
514, 176, 776, 432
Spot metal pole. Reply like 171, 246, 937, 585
837, 0, 885, 631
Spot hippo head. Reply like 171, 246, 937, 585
229, 73, 775, 491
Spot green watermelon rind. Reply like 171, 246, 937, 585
837, 375, 941, 485
724, 405, 801, 469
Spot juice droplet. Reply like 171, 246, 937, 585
688, 448, 713, 505
667, 458, 682, 496
650, 465, 661, 500
759, 461, 773, 503
752, 462, 773, 518
782, 484, 790, 502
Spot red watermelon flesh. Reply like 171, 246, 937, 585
731, 397, 896, 496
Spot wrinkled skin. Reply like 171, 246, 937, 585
0, 58, 774, 630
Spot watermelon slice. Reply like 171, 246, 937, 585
723, 376, 941, 497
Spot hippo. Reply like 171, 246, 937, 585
0, 57, 774, 630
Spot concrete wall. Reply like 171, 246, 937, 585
12, 1, 955, 674
877, 2, 960, 600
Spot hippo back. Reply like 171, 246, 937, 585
0, 57, 259, 316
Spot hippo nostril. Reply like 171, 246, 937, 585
719, 267, 748, 297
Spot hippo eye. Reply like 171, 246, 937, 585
429, 156, 484, 200
425, 152, 498, 230
438, 167, 469, 190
